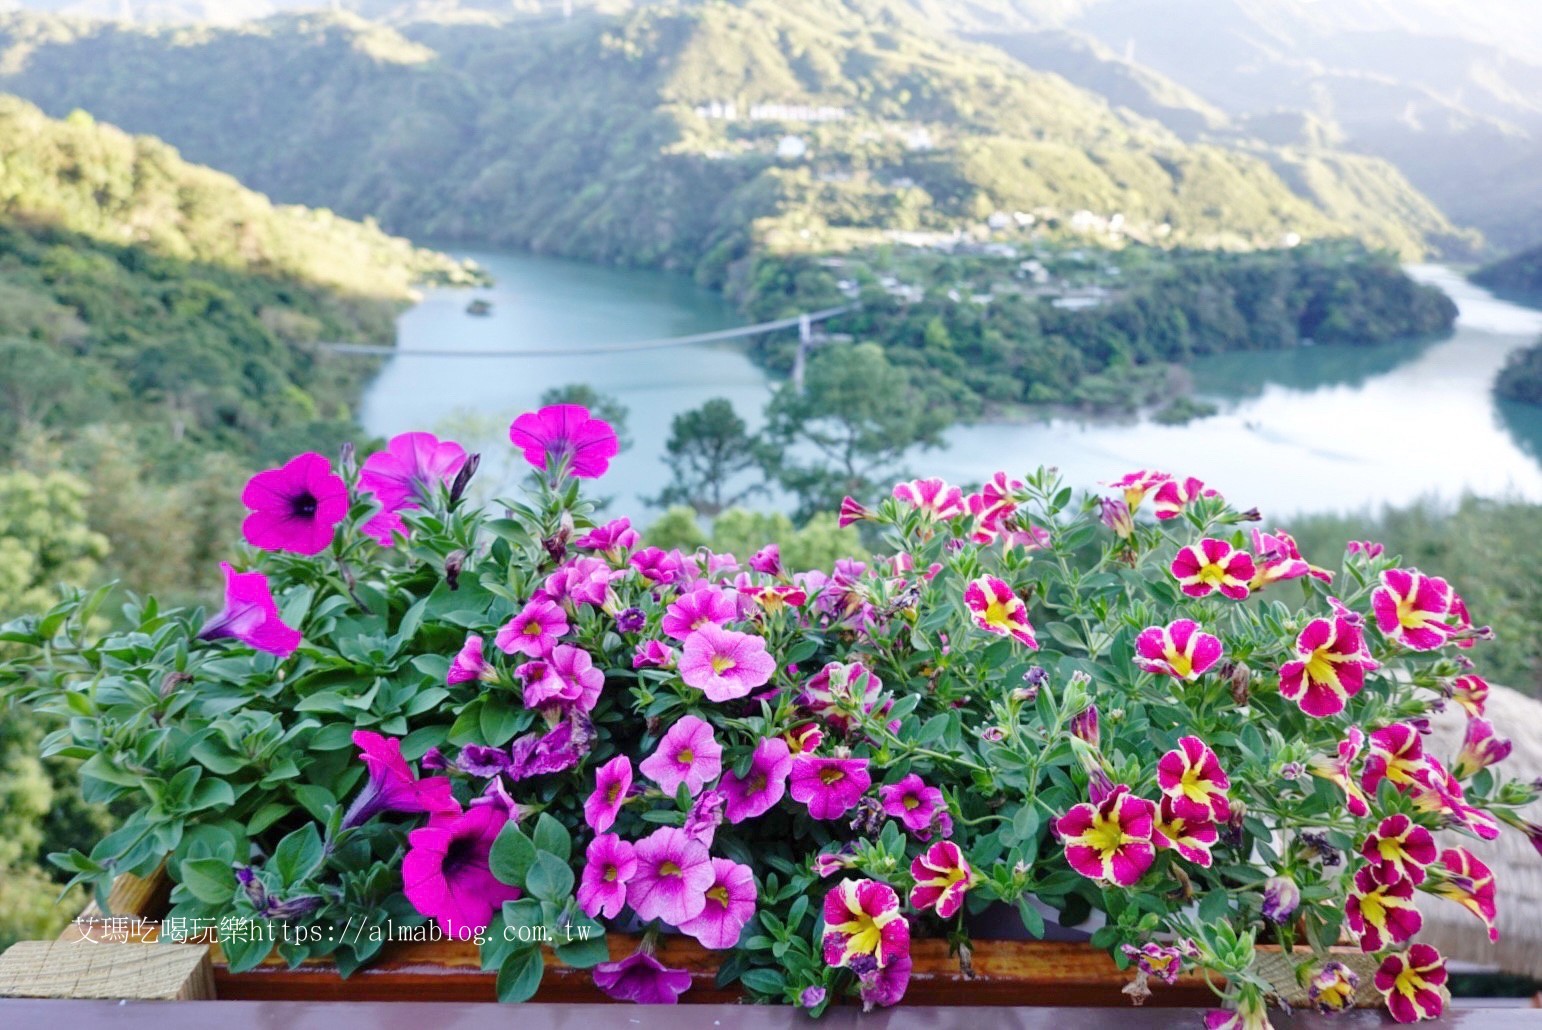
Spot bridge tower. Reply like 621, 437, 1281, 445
792, 312, 812, 393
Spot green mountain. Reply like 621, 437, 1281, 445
1472, 244, 1542, 302
0, 1, 1468, 280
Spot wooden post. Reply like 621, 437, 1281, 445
0, 940, 214, 1001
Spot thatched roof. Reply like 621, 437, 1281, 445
1419, 684, 1542, 978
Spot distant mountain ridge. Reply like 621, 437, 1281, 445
0, 0, 1475, 279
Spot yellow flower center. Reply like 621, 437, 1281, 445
710, 655, 736, 675
820, 767, 846, 786
1179, 767, 1211, 804
1082, 811, 1130, 856
1166, 648, 1195, 679
1197, 563, 1228, 585
523, 621, 543, 635
707, 885, 730, 906
903, 796, 920, 810
678, 748, 694, 764
659, 861, 681, 877
1396, 595, 1430, 630
983, 598, 1016, 628
833, 905, 898, 961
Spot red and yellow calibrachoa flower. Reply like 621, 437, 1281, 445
821, 878, 910, 970
891, 477, 965, 520
1362, 723, 1431, 794
962, 575, 1038, 649
1105, 469, 1171, 511
1360, 814, 1438, 885
1151, 475, 1218, 521
1152, 796, 1217, 867
1156, 736, 1231, 823
1134, 619, 1223, 681
1248, 528, 1332, 591
1425, 847, 1499, 943
1449, 674, 1490, 718
1371, 569, 1454, 651
1278, 611, 1379, 718
1306, 961, 1361, 1013
908, 841, 974, 919
1308, 726, 1370, 817
1347, 866, 1422, 952
1374, 944, 1448, 1024
1170, 538, 1256, 600
1453, 716, 1512, 779
1056, 785, 1158, 886
1410, 757, 1502, 841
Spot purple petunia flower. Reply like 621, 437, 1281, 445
677, 857, 756, 949
678, 625, 777, 702
628, 826, 714, 925
340, 730, 459, 829
198, 562, 303, 658
683, 789, 726, 847
639, 716, 722, 797
789, 755, 872, 820
241, 451, 349, 556
506, 714, 593, 781
585, 755, 633, 833
514, 644, 605, 713
577, 832, 636, 920
719, 737, 792, 824
402, 799, 522, 937
592, 949, 693, 1004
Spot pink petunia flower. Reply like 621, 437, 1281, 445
1375, 944, 1448, 1024
1152, 796, 1217, 867
495, 597, 569, 658
892, 477, 966, 519
627, 826, 714, 925
638, 716, 722, 797
592, 949, 693, 1004
879, 774, 948, 837
632, 640, 677, 669
577, 832, 636, 920
719, 736, 792, 823
661, 586, 738, 641
822, 878, 910, 971
1426, 847, 1498, 943
585, 755, 633, 833
749, 544, 782, 576
359, 431, 466, 511
962, 575, 1038, 648
629, 546, 687, 586
1372, 569, 1454, 651
509, 404, 619, 480
446, 633, 494, 686
677, 857, 756, 949
1133, 620, 1222, 681
1279, 611, 1379, 717
1170, 538, 1256, 600
1056, 784, 1158, 886
361, 507, 408, 548
1151, 476, 1218, 521
789, 755, 871, 820
1360, 813, 1438, 885
514, 644, 604, 712
401, 799, 522, 937
341, 729, 459, 829
240, 451, 349, 556
1249, 528, 1332, 591
1156, 736, 1231, 823
1347, 866, 1422, 952
837, 496, 873, 527
1453, 716, 1511, 779
198, 562, 302, 658
543, 556, 615, 608
575, 517, 639, 555
678, 624, 777, 702
1347, 540, 1386, 559
908, 841, 973, 918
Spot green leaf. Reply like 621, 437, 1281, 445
490, 823, 537, 887
496, 947, 544, 1003
1016, 899, 1046, 939
739, 967, 787, 996
180, 857, 237, 905
553, 931, 609, 969
271, 823, 325, 885
525, 851, 574, 903
532, 813, 571, 862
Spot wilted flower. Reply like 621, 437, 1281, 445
1204, 994, 1272, 1030
1374, 944, 1448, 1024
241, 451, 349, 556
1057, 785, 1158, 886
749, 543, 781, 575
514, 644, 604, 712
1346, 539, 1385, 559
1069, 704, 1100, 748
1307, 961, 1361, 1013
1134, 619, 1223, 681
1121, 942, 1192, 986
962, 575, 1038, 649
632, 640, 676, 669
800, 661, 885, 734
1453, 716, 1512, 779
592, 949, 693, 1005
509, 404, 619, 479
799, 986, 827, 1009
1170, 538, 1256, 600
1260, 876, 1300, 924
198, 562, 302, 658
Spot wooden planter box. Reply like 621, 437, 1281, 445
15, 868, 1378, 1008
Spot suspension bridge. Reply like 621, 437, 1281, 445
317, 304, 854, 391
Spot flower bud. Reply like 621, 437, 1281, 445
799, 986, 827, 1009
448, 452, 480, 506
1261, 876, 1300, 924
444, 549, 466, 591
1454, 716, 1512, 779
1099, 497, 1134, 539
339, 440, 356, 477
1070, 704, 1100, 749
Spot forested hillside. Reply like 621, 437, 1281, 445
0, 0, 1468, 285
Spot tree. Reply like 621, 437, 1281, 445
0, 469, 110, 616
652, 398, 763, 516
761, 343, 952, 520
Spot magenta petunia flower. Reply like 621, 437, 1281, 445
837, 496, 873, 527
632, 640, 677, 669
859, 954, 911, 1010
1360, 813, 1438, 885
678, 624, 777, 702
639, 716, 722, 797
585, 755, 634, 833
629, 546, 687, 585
962, 575, 1038, 648
198, 562, 303, 657
1347, 866, 1422, 952
1411, 757, 1501, 841
1308, 725, 1370, 817
359, 431, 467, 511
240, 451, 349, 555
1133, 619, 1222, 681
822, 878, 909, 969
1249, 528, 1332, 591
892, 477, 966, 519
361, 507, 408, 548
683, 789, 726, 846
719, 737, 793, 823
628, 826, 714, 925
1169, 538, 1256, 601
577, 832, 636, 920
789, 754, 871, 820
1279, 611, 1379, 718
543, 556, 615, 608
509, 404, 619, 480
1362, 723, 1431, 794
1152, 796, 1217, 868
401, 799, 522, 937
592, 949, 693, 1004
879, 774, 947, 837
1105, 469, 1172, 511
661, 586, 738, 641
1055, 784, 1158, 886
446, 633, 494, 686
1372, 568, 1454, 651
514, 644, 604, 712
908, 841, 973, 918
749, 544, 781, 575
1155, 736, 1231, 823
575, 517, 639, 554
1375, 944, 1448, 1024
677, 857, 756, 949
341, 730, 459, 829
495, 597, 569, 658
